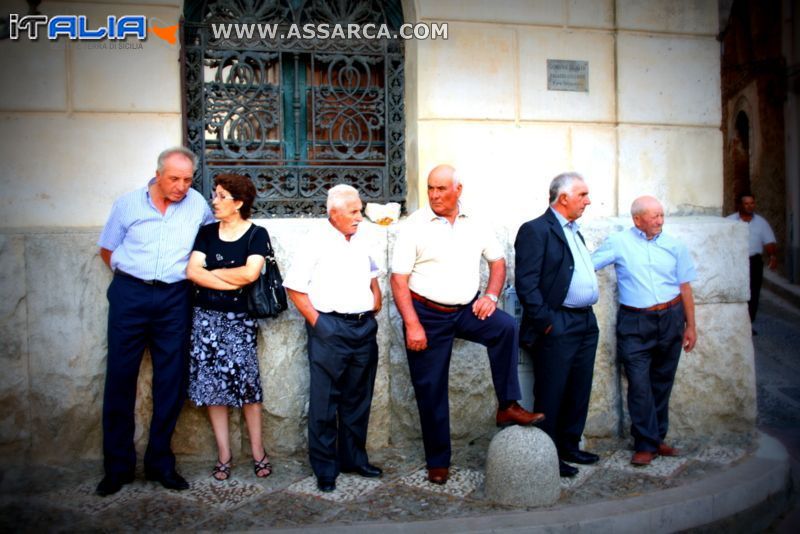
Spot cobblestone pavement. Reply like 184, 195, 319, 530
0, 432, 757, 532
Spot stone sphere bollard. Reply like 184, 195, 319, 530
485, 425, 560, 506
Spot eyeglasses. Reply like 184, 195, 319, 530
211, 191, 236, 201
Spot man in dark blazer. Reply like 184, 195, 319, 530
514, 172, 600, 477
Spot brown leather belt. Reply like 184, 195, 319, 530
410, 291, 464, 313
620, 294, 682, 313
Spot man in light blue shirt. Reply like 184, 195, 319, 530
593, 196, 697, 467
96, 147, 214, 496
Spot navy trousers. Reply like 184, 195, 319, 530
306, 313, 378, 481
617, 303, 685, 452
406, 299, 522, 468
102, 273, 191, 477
529, 308, 598, 455
748, 254, 764, 322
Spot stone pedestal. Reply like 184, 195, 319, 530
485, 426, 560, 507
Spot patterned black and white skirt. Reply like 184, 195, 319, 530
188, 307, 263, 407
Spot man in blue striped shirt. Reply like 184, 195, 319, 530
593, 196, 697, 467
96, 147, 214, 496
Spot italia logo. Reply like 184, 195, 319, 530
8, 14, 178, 44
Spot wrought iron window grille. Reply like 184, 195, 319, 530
182, 0, 406, 217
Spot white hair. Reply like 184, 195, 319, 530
326, 184, 360, 214
157, 146, 198, 173
630, 196, 662, 216
548, 172, 585, 204
450, 169, 462, 188
428, 164, 461, 188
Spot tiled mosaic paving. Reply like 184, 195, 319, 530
286, 474, 384, 503
558, 462, 599, 489
397, 467, 484, 498
45, 480, 163, 516
694, 446, 747, 465
175, 478, 266, 509
0, 433, 762, 532
602, 449, 689, 477
44, 477, 269, 515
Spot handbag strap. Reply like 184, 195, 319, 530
247, 225, 275, 272
247, 225, 274, 255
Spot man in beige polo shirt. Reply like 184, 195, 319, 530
390, 164, 544, 485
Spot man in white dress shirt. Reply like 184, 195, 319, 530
726, 193, 778, 327
284, 185, 383, 493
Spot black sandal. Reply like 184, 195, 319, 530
212, 457, 232, 481
253, 451, 272, 478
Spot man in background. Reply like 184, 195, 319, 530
727, 193, 778, 330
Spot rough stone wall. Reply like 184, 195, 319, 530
0, 216, 755, 465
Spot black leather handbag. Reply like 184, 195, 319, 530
247, 226, 288, 318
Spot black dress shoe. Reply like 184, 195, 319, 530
317, 478, 336, 492
559, 460, 579, 478
96, 473, 134, 497
560, 450, 600, 465
342, 463, 383, 478
145, 469, 189, 491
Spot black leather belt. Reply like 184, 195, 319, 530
115, 269, 172, 286
561, 306, 593, 313
326, 310, 373, 322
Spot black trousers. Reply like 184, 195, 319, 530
749, 254, 764, 322
103, 273, 191, 477
406, 299, 521, 468
306, 312, 378, 480
617, 303, 685, 452
529, 307, 598, 454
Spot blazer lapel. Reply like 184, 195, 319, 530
544, 209, 568, 245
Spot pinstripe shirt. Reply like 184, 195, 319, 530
98, 179, 214, 283
550, 208, 599, 308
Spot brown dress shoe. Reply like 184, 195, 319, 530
427, 467, 449, 485
657, 443, 681, 457
496, 401, 546, 428
631, 451, 656, 466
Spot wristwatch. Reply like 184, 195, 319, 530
485, 293, 498, 303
